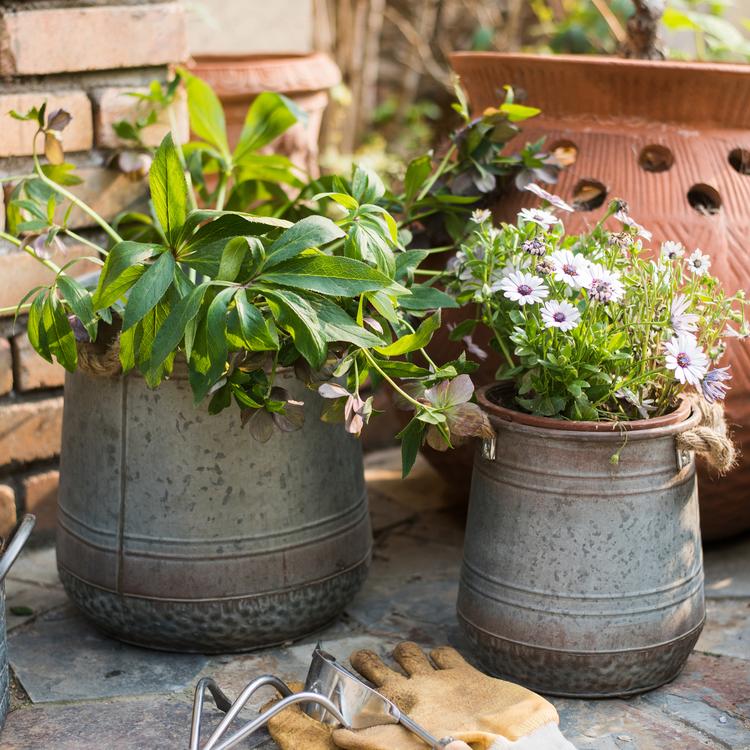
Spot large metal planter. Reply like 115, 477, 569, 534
458, 385, 705, 697
0, 515, 35, 730
57, 368, 371, 653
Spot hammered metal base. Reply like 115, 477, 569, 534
59, 557, 370, 653
458, 612, 705, 698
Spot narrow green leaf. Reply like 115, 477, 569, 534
260, 255, 393, 296
44, 295, 77, 371
263, 216, 345, 270
217, 236, 248, 282
149, 282, 210, 371
204, 286, 236, 387
180, 69, 230, 157
311, 297, 385, 347
27, 291, 52, 363
235, 291, 278, 350
150, 134, 189, 245
233, 92, 301, 162
397, 417, 426, 478
57, 275, 97, 339
94, 241, 157, 308
404, 155, 432, 204
376, 311, 441, 356
122, 251, 175, 331
398, 285, 458, 311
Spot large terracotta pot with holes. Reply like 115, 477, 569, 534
189, 53, 341, 176
441, 53, 750, 540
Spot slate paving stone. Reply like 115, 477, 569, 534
704, 535, 750, 600
4, 579, 68, 631
697, 599, 750, 661
8, 606, 207, 703
5, 545, 60, 588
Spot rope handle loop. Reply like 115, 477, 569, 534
676, 397, 737, 474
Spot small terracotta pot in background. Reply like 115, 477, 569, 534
188, 52, 341, 176
442, 52, 750, 541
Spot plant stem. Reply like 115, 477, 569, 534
169, 108, 198, 213
361, 348, 432, 412
416, 144, 456, 202
33, 152, 122, 245
0, 303, 31, 316
64, 229, 108, 256
215, 172, 229, 212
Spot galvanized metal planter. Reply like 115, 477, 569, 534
1, 515, 35, 730
458, 385, 705, 698
57, 367, 371, 653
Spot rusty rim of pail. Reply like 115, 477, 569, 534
477, 382, 693, 433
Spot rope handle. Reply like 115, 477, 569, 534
676, 398, 737, 475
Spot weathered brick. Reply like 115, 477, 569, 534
0, 243, 98, 314
0, 484, 16, 538
0, 397, 63, 467
0, 338, 12, 395
62, 167, 148, 229
0, 91, 93, 158
94, 86, 189, 149
0, 4, 188, 76
23, 470, 58, 533
12, 333, 64, 392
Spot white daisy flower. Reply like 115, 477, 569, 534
518, 207, 561, 231
614, 206, 653, 241
660, 241, 685, 261
550, 249, 588, 288
541, 300, 581, 331
524, 183, 574, 212
670, 294, 699, 334
498, 271, 549, 306
664, 334, 709, 385
686, 248, 711, 276
580, 263, 625, 303
471, 208, 492, 224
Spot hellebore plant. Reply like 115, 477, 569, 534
1, 96, 496, 475
443, 189, 749, 421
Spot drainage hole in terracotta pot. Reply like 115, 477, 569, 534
687, 184, 722, 215
550, 140, 578, 167
639, 144, 674, 173
728, 147, 750, 175
572, 179, 607, 211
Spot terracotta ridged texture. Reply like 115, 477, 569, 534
188, 53, 341, 176
449, 53, 750, 541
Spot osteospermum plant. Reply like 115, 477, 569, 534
444, 190, 748, 421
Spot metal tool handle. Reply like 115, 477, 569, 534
0, 515, 35, 582
398, 714, 455, 749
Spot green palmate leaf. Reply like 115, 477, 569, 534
122, 251, 175, 331
234, 291, 278, 350
260, 255, 393, 296
263, 216, 345, 270
398, 417, 426, 478
217, 236, 249, 282
499, 102, 541, 122
351, 164, 385, 204
376, 311, 441, 356
404, 155, 432, 205
43, 294, 77, 371
235, 153, 301, 186
233, 92, 301, 162
56, 275, 97, 339
149, 282, 210, 372
180, 69, 230, 158
395, 249, 430, 280
310, 297, 385, 348
150, 134, 189, 246
41, 162, 82, 186
372, 359, 430, 379
261, 288, 327, 368
179, 211, 290, 255
312, 191, 359, 210
27, 291, 52, 363
398, 285, 458, 311
137, 299, 173, 387
94, 241, 157, 308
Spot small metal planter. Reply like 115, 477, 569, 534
458, 385, 705, 698
57, 367, 371, 653
0, 515, 36, 729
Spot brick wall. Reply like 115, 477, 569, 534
0, 0, 188, 539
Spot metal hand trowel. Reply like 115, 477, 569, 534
303, 646, 455, 748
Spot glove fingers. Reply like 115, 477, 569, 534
350, 649, 401, 687
429, 646, 470, 671
392, 641, 434, 676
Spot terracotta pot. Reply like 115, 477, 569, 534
443, 52, 750, 541
189, 53, 342, 176
459, 385, 704, 696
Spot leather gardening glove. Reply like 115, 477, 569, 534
332, 642, 576, 750
264, 682, 336, 750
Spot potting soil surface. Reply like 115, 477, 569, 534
2, 448, 749, 749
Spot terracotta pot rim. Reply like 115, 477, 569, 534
449, 51, 750, 76
477, 382, 695, 434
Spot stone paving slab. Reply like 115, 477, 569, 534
8, 606, 207, 703
1, 450, 749, 749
